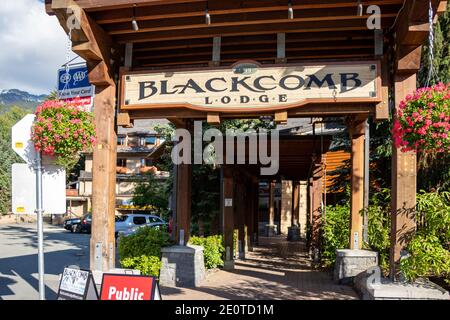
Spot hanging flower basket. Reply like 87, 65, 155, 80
392, 83, 450, 154
31, 99, 96, 165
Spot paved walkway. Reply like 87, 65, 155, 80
160, 236, 359, 300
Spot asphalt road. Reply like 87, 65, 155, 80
0, 223, 90, 300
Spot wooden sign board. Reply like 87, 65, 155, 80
99, 274, 161, 300
57, 267, 98, 300
121, 61, 381, 112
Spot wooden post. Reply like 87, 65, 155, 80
268, 180, 275, 226
292, 181, 300, 226
237, 182, 246, 259
223, 166, 234, 270
247, 180, 255, 252
390, 73, 417, 280
90, 84, 117, 271
253, 180, 259, 246
173, 120, 192, 246
311, 165, 322, 257
280, 180, 292, 234
349, 117, 366, 250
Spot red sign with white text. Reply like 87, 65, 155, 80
100, 274, 157, 300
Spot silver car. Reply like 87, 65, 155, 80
114, 214, 165, 238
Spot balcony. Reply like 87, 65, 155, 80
116, 166, 129, 174
66, 189, 78, 197
139, 166, 158, 174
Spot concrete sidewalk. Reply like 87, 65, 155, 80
160, 236, 359, 300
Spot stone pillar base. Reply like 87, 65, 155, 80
287, 226, 301, 241
354, 268, 450, 300
334, 249, 378, 284
265, 224, 277, 237
159, 245, 206, 288
223, 260, 235, 270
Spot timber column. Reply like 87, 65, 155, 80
349, 117, 366, 250
390, 74, 417, 279
174, 120, 193, 245
310, 163, 323, 260
223, 166, 235, 270
265, 180, 277, 236
90, 85, 117, 271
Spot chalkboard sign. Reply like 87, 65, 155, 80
57, 267, 98, 300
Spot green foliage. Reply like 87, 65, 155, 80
120, 255, 162, 277
321, 203, 350, 268
321, 189, 391, 274
118, 226, 172, 277
401, 191, 450, 282
364, 188, 391, 275
189, 235, 225, 269
0, 106, 29, 214
132, 172, 170, 217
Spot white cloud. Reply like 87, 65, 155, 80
0, 0, 79, 95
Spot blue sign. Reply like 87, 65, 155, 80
57, 64, 94, 100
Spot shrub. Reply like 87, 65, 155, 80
118, 226, 172, 277
401, 191, 450, 282
321, 203, 350, 268
364, 188, 391, 275
189, 235, 225, 269
321, 188, 391, 273
120, 255, 162, 277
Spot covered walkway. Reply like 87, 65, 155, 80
160, 236, 358, 300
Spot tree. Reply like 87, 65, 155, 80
132, 173, 170, 217
0, 106, 29, 214
419, 3, 450, 86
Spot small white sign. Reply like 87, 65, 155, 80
11, 114, 36, 164
12, 163, 66, 214
224, 198, 233, 207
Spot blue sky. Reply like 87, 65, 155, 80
0, 0, 79, 95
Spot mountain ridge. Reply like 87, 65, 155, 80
0, 89, 47, 112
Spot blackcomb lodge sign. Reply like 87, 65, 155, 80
121, 62, 380, 111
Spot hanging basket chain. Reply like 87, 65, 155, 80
60, 29, 74, 99
426, 0, 436, 87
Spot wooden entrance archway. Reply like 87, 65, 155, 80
46, 0, 447, 280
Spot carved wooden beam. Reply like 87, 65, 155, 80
51, 0, 119, 86
394, 0, 444, 74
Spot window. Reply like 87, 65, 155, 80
117, 136, 126, 146
115, 215, 127, 222
133, 216, 147, 225
117, 159, 127, 167
141, 136, 156, 146
148, 216, 160, 223
140, 159, 153, 167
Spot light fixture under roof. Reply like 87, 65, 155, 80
205, 1, 211, 25
131, 4, 139, 31
357, 0, 363, 16
288, 0, 294, 20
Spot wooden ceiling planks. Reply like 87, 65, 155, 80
69, 0, 404, 67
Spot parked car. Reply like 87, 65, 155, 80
115, 214, 165, 238
117, 221, 169, 238
63, 217, 81, 232
77, 214, 92, 233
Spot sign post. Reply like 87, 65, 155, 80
35, 152, 45, 300
11, 114, 66, 300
